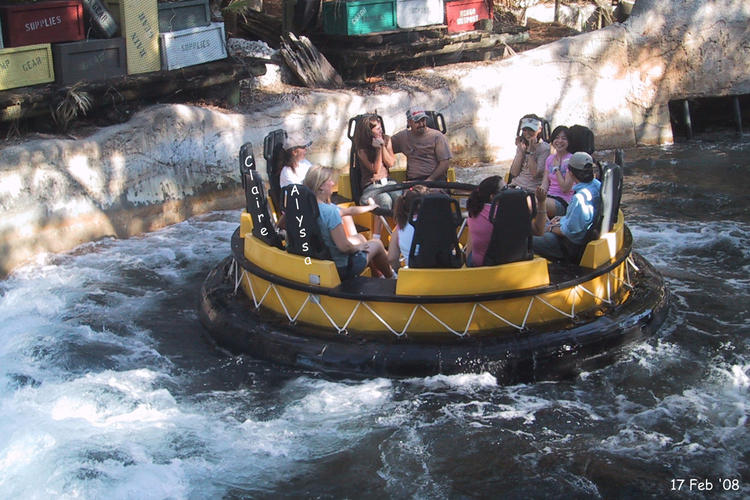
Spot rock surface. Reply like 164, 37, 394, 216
0, 0, 748, 275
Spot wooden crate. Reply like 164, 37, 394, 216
158, 0, 211, 33
159, 21, 226, 70
396, 0, 444, 28
80, 0, 119, 38
322, 0, 397, 36
444, 0, 489, 32
107, 0, 161, 74
0, 43, 54, 90
0, 1, 85, 47
52, 37, 126, 84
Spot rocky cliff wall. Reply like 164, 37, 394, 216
1, 0, 748, 275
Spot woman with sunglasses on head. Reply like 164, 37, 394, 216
354, 115, 400, 238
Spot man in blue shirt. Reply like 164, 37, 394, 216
532, 152, 601, 262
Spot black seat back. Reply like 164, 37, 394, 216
408, 193, 463, 268
347, 113, 386, 203
599, 159, 623, 235
424, 111, 447, 134
567, 125, 595, 155
281, 184, 331, 260
263, 129, 287, 216
239, 142, 256, 192
242, 168, 284, 249
483, 187, 536, 266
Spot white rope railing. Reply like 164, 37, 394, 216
228, 257, 634, 338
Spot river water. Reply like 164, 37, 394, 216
1, 138, 748, 499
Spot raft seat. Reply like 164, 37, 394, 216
579, 210, 625, 269
244, 234, 342, 288
396, 257, 549, 296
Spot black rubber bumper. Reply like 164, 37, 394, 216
199, 254, 669, 384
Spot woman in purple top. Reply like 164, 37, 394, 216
541, 126, 575, 218
466, 176, 505, 267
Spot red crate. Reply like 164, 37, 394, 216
444, 0, 489, 33
1, 0, 84, 47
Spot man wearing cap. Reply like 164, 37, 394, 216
391, 108, 452, 181
532, 152, 601, 261
509, 115, 550, 191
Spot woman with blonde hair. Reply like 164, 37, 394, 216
304, 166, 394, 280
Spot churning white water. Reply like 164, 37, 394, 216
1, 141, 748, 498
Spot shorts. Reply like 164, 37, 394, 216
336, 250, 368, 280
548, 195, 568, 216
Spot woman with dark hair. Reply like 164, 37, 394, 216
354, 115, 399, 209
304, 166, 394, 280
465, 175, 505, 267
542, 125, 575, 218
387, 185, 428, 270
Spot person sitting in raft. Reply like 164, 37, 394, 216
387, 185, 428, 270
465, 175, 505, 267
304, 166, 395, 280
532, 152, 601, 262
278, 133, 313, 188
509, 115, 550, 191
391, 108, 452, 181
541, 125, 575, 218
355, 114, 399, 210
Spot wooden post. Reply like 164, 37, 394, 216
554, 0, 560, 23
683, 99, 693, 140
732, 96, 743, 136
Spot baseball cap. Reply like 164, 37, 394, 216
406, 108, 428, 122
282, 133, 312, 150
568, 152, 594, 172
520, 117, 542, 131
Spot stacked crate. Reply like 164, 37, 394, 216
157, 0, 227, 70
0, 0, 87, 89
444, 0, 489, 32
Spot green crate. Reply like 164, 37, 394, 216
322, 0, 396, 35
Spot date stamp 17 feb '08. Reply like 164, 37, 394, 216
670, 478, 741, 492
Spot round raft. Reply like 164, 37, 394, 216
199, 171, 668, 382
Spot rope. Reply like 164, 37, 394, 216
230, 260, 632, 338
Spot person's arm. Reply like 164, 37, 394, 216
339, 198, 377, 216
330, 223, 366, 253
382, 136, 395, 169
427, 134, 452, 181
387, 229, 400, 268
427, 159, 450, 181
540, 158, 551, 191
357, 147, 381, 174
509, 137, 527, 177
558, 166, 576, 194
532, 187, 548, 236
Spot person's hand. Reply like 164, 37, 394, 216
535, 186, 546, 205
515, 136, 527, 153
366, 197, 377, 208
372, 137, 385, 148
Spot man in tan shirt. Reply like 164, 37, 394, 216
391, 108, 453, 181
